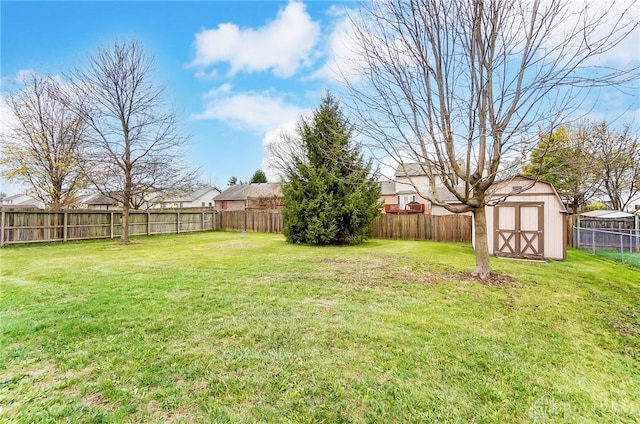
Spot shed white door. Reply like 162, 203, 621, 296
494, 203, 544, 259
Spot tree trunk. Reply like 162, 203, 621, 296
120, 201, 130, 243
472, 206, 492, 279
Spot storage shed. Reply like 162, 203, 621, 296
481, 176, 568, 260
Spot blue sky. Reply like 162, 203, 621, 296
1, 0, 356, 193
1, 1, 639, 196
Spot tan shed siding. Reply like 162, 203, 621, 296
543, 192, 565, 260
485, 206, 495, 254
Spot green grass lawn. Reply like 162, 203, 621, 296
588, 249, 640, 269
1, 232, 639, 423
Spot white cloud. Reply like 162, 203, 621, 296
312, 10, 355, 81
190, 1, 320, 78
193, 85, 305, 134
0, 96, 17, 139
310, 6, 369, 84
260, 119, 301, 181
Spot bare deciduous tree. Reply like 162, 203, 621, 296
69, 40, 193, 243
264, 126, 306, 181
1, 73, 86, 208
344, 0, 638, 277
593, 123, 640, 212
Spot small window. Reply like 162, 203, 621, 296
201, 202, 205, 207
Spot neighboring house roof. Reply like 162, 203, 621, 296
580, 210, 636, 219
213, 183, 283, 201
1, 193, 43, 208
159, 186, 221, 203
77, 193, 118, 206
3, 194, 28, 203
395, 162, 431, 178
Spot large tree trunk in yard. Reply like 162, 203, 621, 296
472, 206, 492, 279
120, 202, 130, 244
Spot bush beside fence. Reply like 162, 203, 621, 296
1, 209, 473, 245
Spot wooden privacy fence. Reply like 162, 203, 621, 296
372, 213, 472, 242
0, 210, 216, 245
213, 210, 284, 234
214, 211, 473, 242
0, 209, 473, 245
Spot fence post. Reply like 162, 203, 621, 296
592, 230, 595, 255
0, 210, 4, 247
63, 212, 68, 242
147, 212, 151, 236
620, 233, 625, 263
110, 212, 114, 239
177, 212, 181, 234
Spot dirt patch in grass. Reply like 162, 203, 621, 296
431, 271, 516, 288
472, 272, 516, 287
613, 309, 640, 337
612, 308, 640, 361
85, 392, 110, 408
313, 257, 517, 289
320, 258, 354, 264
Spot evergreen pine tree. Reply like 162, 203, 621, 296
282, 92, 381, 245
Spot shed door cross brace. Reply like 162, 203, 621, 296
494, 203, 544, 258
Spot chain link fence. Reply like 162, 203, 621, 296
573, 226, 640, 266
